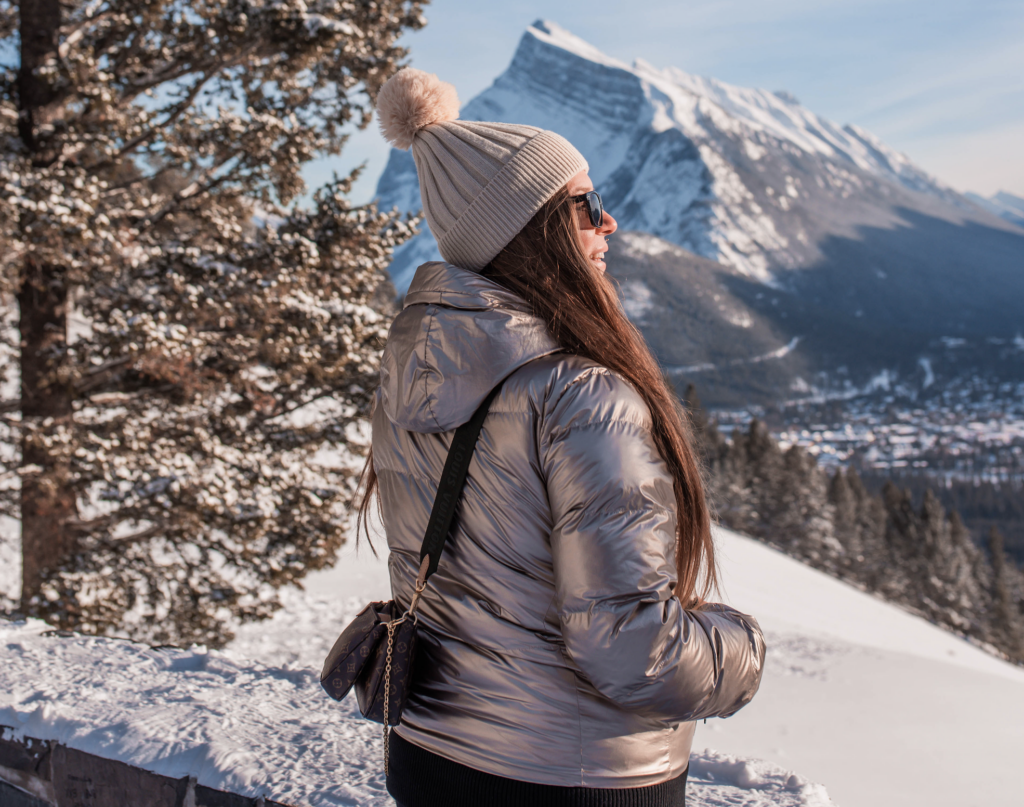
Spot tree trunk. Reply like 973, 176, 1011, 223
17, 0, 76, 611
18, 263, 77, 610
17, 0, 63, 159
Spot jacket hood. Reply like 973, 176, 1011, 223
380, 262, 560, 433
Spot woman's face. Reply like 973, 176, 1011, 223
566, 170, 618, 274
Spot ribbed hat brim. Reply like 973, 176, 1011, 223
435, 130, 589, 271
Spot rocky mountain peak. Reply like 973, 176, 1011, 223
376, 22, 1024, 405
377, 21, 993, 293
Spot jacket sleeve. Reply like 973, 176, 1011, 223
542, 367, 765, 723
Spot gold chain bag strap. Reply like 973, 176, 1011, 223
320, 381, 506, 772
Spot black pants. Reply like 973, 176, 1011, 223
387, 731, 687, 807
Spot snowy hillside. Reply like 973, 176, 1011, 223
0, 625, 830, 807
706, 534, 1024, 807
229, 526, 1024, 807
4, 525, 1022, 805
2, 533, 835, 807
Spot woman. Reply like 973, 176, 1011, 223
364, 68, 765, 807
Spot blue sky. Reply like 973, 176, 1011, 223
310, 0, 1024, 206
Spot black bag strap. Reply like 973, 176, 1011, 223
417, 380, 505, 584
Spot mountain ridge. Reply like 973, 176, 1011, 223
376, 20, 1024, 404
965, 190, 1024, 228
378, 20, 1015, 290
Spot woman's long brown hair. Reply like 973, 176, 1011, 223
357, 186, 716, 606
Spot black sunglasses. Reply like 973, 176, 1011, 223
571, 191, 604, 228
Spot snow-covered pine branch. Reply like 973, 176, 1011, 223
0, 0, 425, 646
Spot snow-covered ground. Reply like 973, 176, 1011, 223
230, 527, 1024, 807
1, 525, 830, 807
3, 525, 1022, 806
708, 530, 1024, 807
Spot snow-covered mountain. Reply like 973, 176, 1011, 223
378, 21, 1015, 287
376, 20, 1024, 402
603, 230, 1024, 406
966, 190, 1024, 228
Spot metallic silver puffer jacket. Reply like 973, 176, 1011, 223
374, 261, 765, 788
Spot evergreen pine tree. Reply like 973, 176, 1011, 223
704, 419, 836, 564
682, 383, 709, 444
988, 526, 1024, 662
774, 445, 837, 565
708, 419, 776, 538
916, 493, 981, 633
680, 384, 733, 528
828, 469, 860, 573
1, 0, 425, 645
879, 482, 919, 599
845, 469, 887, 590
678, 402, 1021, 662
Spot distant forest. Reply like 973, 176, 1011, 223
686, 387, 1024, 665
858, 473, 1024, 565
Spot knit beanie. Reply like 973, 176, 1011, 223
376, 68, 589, 271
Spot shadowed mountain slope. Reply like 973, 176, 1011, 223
607, 230, 1024, 408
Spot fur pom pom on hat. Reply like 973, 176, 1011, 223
375, 68, 588, 271
377, 68, 460, 151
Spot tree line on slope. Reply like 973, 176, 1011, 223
857, 472, 1024, 566
685, 387, 1024, 664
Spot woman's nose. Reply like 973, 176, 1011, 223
599, 211, 617, 235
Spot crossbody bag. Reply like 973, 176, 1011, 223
319, 381, 504, 771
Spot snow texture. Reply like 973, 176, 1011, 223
1, 529, 835, 807
0, 628, 828, 806
663, 337, 801, 375
6, 524, 1024, 805
0, 516, 18, 610
230, 528, 1024, 807
1, 618, 391, 806
706, 528, 1024, 807
618, 278, 655, 322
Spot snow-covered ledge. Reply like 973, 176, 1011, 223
0, 618, 831, 806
